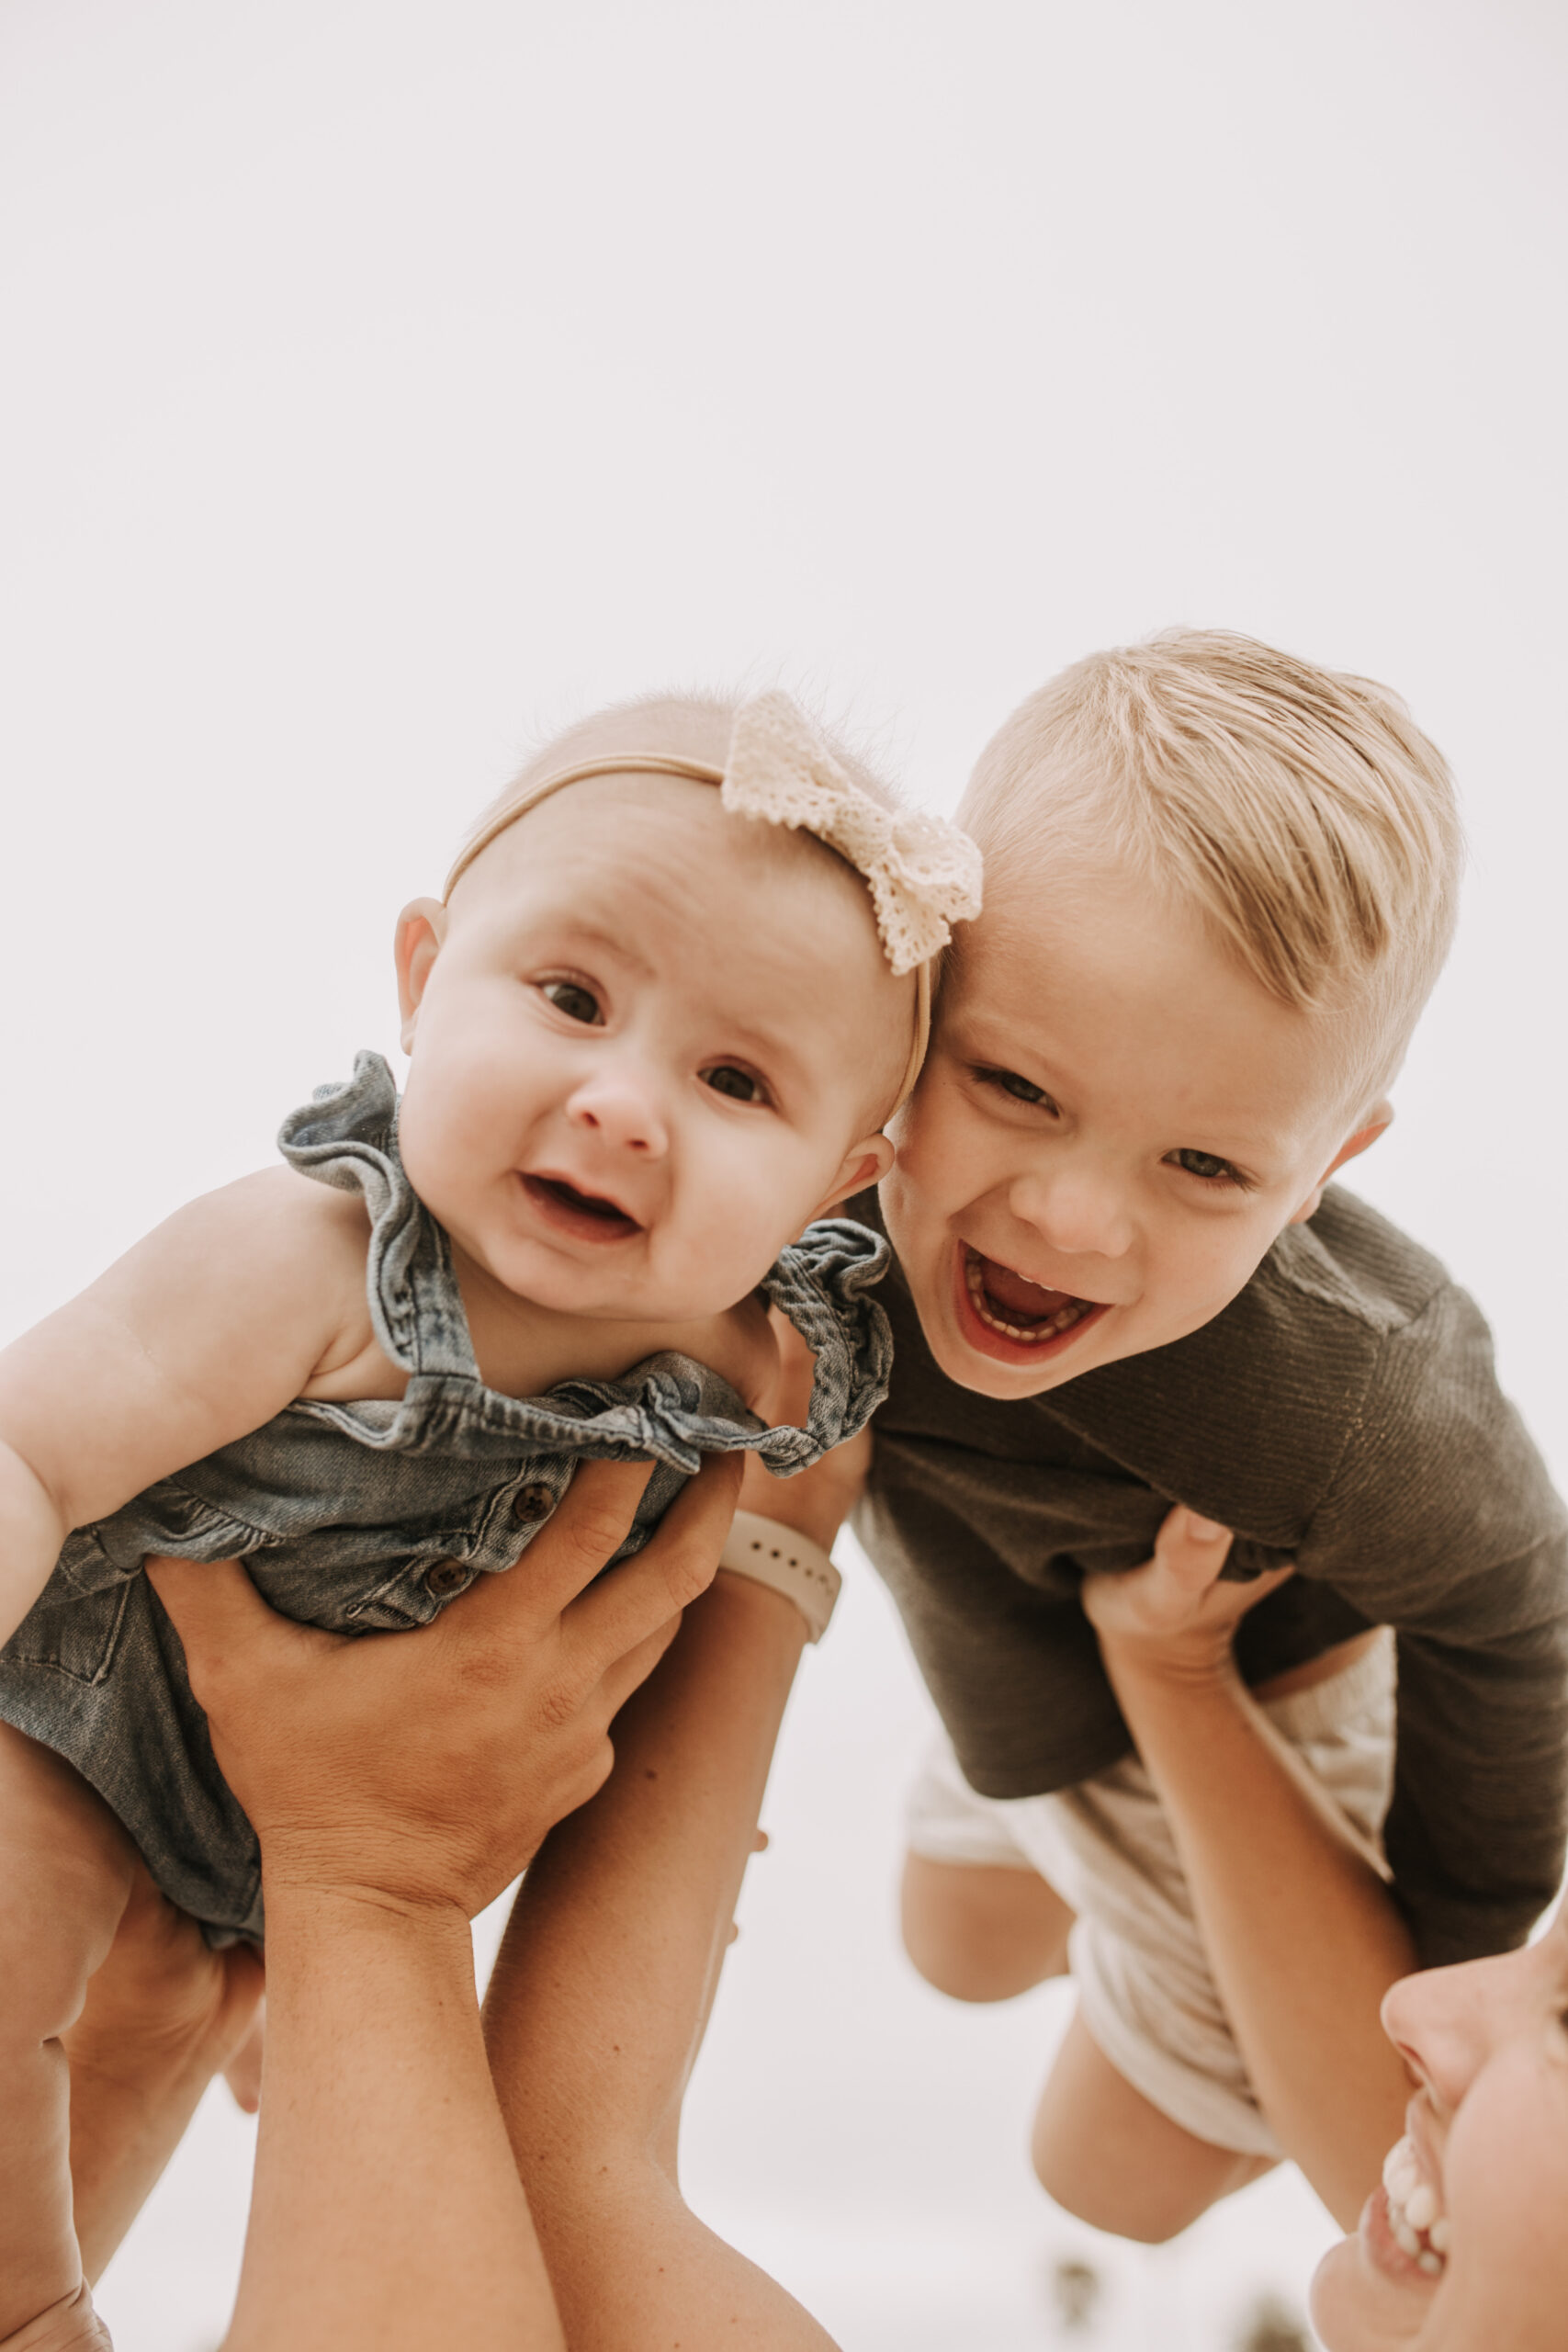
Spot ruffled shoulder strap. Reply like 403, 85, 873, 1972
756, 1216, 894, 1469
277, 1052, 479, 1380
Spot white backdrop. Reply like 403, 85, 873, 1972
2, 5, 1564, 2346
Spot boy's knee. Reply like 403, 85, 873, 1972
1031, 2132, 1194, 2244
899, 1852, 1072, 2003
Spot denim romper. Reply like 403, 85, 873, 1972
0, 1054, 892, 1940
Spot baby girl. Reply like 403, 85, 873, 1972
0, 688, 980, 2342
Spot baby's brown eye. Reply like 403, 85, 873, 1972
541, 979, 602, 1025
704, 1064, 765, 1104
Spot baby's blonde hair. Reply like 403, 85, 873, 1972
961, 629, 1463, 1107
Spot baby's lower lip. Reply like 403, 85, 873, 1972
520, 1173, 642, 1243
953, 1246, 1110, 1364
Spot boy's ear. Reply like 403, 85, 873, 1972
395, 899, 448, 1052
812, 1132, 896, 1219
1288, 1102, 1393, 1226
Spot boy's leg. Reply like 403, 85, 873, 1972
1030, 2010, 1270, 2243
0, 1723, 137, 2346
899, 1729, 1076, 2002
899, 1854, 1073, 2003
900, 1848, 1268, 2239
899, 1725, 1277, 2243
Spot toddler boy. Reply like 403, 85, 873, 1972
864, 630, 1568, 2236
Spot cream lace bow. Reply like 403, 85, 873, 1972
722, 694, 983, 976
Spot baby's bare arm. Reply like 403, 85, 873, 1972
0, 1167, 374, 1647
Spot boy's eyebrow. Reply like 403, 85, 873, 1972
951, 1013, 1305, 1165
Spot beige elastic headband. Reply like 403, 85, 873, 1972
443, 694, 983, 1116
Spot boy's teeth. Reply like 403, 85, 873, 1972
964, 1254, 1094, 1344
1378, 2134, 1449, 2275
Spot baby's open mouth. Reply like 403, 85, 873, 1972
1380, 2135, 1450, 2277
963, 1248, 1101, 1345
522, 1173, 643, 1241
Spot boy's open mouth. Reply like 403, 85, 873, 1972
958, 1246, 1107, 1356
522, 1173, 643, 1242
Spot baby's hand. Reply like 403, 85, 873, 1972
1080, 1506, 1292, 1684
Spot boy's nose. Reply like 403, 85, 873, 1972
565, 1069, 670, 1158
1008, 1159, 1134, 1261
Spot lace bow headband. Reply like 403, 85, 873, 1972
444, 692, 984, 1113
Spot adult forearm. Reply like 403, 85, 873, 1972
484, 1571, 839, 2351
1103, 1652, 1415, 2228
228, 1882, 562, 2352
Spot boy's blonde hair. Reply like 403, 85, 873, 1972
960, 629, 1463, 1105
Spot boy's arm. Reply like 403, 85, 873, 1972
1083, 1512, 1416, 2231
0, 1167, 370, 1645
1308, 1283, 1568, 1965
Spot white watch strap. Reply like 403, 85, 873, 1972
717, 1510, 842, 1644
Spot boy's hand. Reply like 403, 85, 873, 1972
1080, 1505, 1292, 1685
737, 1308, 871, 1550
146, 1453, 740, 1922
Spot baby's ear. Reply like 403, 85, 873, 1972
812, 1132, 896, 1219
394, 899, 447, 1052
1288, 1101, 1393, 1226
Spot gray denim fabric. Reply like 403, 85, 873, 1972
0, 1053, 891, 1940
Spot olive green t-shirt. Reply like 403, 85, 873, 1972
851, 1185, 1568, 1968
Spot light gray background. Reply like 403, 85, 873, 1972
2, 4, 1563, 2345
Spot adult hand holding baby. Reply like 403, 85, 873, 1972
132, 1453, 740, 2352
148, 1452, 735, 1920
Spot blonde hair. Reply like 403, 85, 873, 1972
961, 628, 1463, 1103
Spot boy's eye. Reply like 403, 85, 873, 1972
1167, 1147, 1247, 1188
703, 1064, 768, 1105
540, 979, 603, 1025
977, 1066, 1053, 1108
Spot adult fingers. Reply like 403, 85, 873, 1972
1153, 1505, 1235, 1588
592, 1611, 685, 1722
145, 1555, 333, 1705
563, 1451, 742, 1678
480, 1457, 658, 1627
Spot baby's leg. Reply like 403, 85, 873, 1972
0, 1723, 144, 2346
65, 1860, 264, 2280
